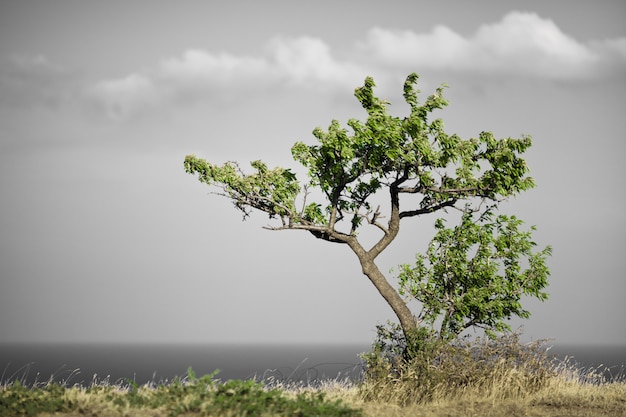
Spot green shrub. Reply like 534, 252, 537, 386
360, 325, 558, 405
0, 380, 69, 416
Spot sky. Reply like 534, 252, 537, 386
0, 1, 625, 346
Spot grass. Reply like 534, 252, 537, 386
2, 336, 625, 417
0, 369, 361, 417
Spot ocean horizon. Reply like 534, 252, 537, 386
1, 343, 369, 387
1, 342, 624, 387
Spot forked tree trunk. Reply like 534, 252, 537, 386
334, 189, 418, 341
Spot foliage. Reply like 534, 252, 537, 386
0, 368, 362, 417
0, 380, 69, 417
185, 73, 535, 236
105, 368, 362, 417
360, 329, 560, 406
182, 158, 301, 221
398, 207, 552, 341
184, 72, 549, 344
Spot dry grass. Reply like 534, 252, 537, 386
246, 350, 626, 417
350, 378, 626, 417
350, 332, 626, 416
4, 335, 626, 416
31, 380, 626, 417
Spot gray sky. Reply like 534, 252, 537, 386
1, 0, 625, 345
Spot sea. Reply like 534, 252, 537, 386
1, 343, 624, 387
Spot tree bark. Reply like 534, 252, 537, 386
346, 238, 417, 339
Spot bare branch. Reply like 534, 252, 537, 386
299, 185, 310, 217
367, 205, 388, 234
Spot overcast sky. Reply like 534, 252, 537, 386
1, 1, 625, 346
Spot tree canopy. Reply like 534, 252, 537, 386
184, 73, 550, 344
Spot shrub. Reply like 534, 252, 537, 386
360, 324, 559, 405
0, 380, 69, 416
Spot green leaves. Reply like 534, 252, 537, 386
184, 73, 550, 346
184, 155, 300, 220
303, 202, 326, 224
186, 73, 538, 237
0, 381, 69, 416
398, 207, 551, 340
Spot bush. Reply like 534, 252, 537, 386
0, 380, 69, 417
360, 324, 558, 405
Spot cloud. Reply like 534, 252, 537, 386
268, 36, 363, 85
361, 11, 624, 79
87, 37, 364, 120
42, 11, 626, 121
159, 49, 274, 92
89, 73, 159, 121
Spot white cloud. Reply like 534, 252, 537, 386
473, 12, 598, 77
85, 11, 626, 121
159, 49, 273, 89
362, 25, 469, 68
361, 11, 622, 79
89, 73, 159, 121
87, 37, 364, 120
588, 37, 626, 76
268, 36, 363, 85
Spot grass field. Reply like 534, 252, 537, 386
2, 336, 625, 417
2, 373, 624, 417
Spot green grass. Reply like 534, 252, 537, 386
2, 336, 625, 417
1, 367, 363, 417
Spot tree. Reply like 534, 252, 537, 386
184, 73, 550, 344
397, 207, 551, 342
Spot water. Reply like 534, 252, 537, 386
1, 343, 624, 387
0, 343, 369, 387
547, 344, 626, 382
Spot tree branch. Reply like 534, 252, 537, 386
398, 184, 483, 195
367, 205, 388, 234
399, 199, 457, 219
367, 182, 402, 259
263, 223, 353, 245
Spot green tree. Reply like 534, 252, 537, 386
398, 207, 551, 342
184, 73, 549, 342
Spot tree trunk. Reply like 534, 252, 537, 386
352, 247, 417, 339
344, 186, 417, 340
